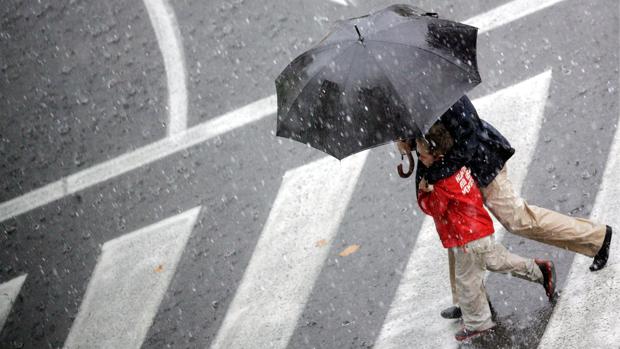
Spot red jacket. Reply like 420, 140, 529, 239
417, 166, 494, 248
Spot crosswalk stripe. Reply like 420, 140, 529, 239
465, 0, 567, 35
538, 115, 620, 348
374, 70, 552, 349
326, 0, 349, 6
209, 152, 368, 349
62, 207, 201, 349
0, 274, 27, 332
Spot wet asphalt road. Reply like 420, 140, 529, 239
0, 0, 619, 348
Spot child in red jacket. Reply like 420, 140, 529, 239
412, 137, 556, 341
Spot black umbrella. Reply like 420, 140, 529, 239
275, 4, 480, 161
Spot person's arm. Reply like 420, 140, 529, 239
417, 184, 449, 217
415, 156, 427, 193
425, 98, 479, 184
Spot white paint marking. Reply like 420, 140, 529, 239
0, 0, 568, 223
327, 0, 348, 6
465, 0, 567, 34
538, 120, 620, 348
63, 207, 201, 349
0, 95, 276, 222
209, 152, 368, 349
374, 71, 552, 349
0, 274, 27, 332
143, 0, 188, 135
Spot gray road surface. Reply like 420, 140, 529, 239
0, 0, 618, 348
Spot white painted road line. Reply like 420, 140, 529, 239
538, 119, 620, 348
63, 207, 201, 349
465, 0, 568, 35
0, 0, 565, 224
209, 152, 368, 349
143, 0, 188, 136
0, 274, 27, 332
327, 0, 348, 6
0, 95, 276, 223
374, 71, 552, 349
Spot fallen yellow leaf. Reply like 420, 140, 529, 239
154, 264, 164, 273
315, 239, 328, 247
339, 244, 360, 257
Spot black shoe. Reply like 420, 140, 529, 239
440, 305, 462, 319
454, 325, 495, 341
440, 301, 495, 320
535, 259, 556, 301
590, 225, 613, 272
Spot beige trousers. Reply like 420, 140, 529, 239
454, 235, 543, 331
449, 164, 606, 305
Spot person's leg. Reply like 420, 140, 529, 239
453, 246, 495, 335
481, 165, 607, 258
441, 249, 463, 319
471, 235, 556, 301
469, 235, 543, 282
449, 248, 458, 304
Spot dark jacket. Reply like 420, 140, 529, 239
417, 95, 515, 188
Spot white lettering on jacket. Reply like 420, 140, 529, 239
455, 167, 474, 194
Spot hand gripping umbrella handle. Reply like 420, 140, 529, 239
397, 151, 415, 178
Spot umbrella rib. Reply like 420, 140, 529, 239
282, 43, 357, 118
366, 38, 478, 78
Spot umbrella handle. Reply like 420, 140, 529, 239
397, 151, 415, 178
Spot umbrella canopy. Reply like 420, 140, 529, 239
275, 4, 481, 160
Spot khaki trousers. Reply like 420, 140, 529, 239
454, 235, 543, 331
449, 164, 606, 305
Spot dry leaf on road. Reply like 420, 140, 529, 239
154, 264, 164, 273
339, 244, 360, 257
